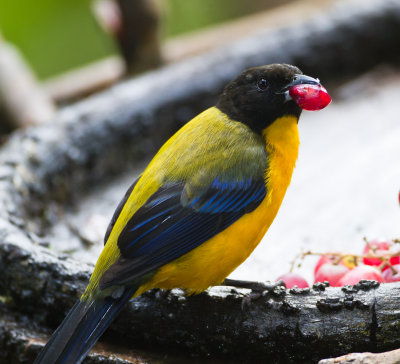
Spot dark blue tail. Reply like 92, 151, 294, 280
34, 288, 135, 364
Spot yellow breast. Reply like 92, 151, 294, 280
135, 115, 300, 296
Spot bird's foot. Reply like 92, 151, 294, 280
221, 278, 286, 310
222, 278, 285, 293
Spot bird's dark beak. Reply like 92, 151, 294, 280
281, 74, 321, 92
281, 74, 331, 111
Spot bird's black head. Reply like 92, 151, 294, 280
216, 64, 328, 134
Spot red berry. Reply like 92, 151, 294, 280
390, 256, 400, 265
382, 264, 400, 282
314, 263, 349, 287
276, 272, 309, 289
363, 240, 399, 267
337, 265, 384, 286
289, 84, 331, 111
383, 256, 400, 271
363, 240, 390, 266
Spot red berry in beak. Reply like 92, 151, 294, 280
289, 84, 331, 111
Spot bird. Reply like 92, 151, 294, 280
35, 63, 331, 364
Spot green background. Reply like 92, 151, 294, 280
0, 0, 271, 79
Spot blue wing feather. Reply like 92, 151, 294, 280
99, 177, 266, 289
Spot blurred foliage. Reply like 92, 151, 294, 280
164, 0, 272, 36
0, 0, 115, 79
0, 0, 271, 79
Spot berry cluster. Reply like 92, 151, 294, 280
276, 238, 400, 289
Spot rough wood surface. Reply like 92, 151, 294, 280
1, 238, 400, 363
319, 348, 400, 364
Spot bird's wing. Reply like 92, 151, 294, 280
99, 176, 266, 289
103, 177, 140, 246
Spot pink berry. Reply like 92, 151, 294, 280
382, 264, 400, 282
314, 255, 336, 276
314, 263, 349, 287
276, 272, 309, 289
337, 265, 384, 286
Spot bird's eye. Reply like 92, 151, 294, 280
257, 78, 268, 91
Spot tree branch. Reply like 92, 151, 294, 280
1, 238, 400, 363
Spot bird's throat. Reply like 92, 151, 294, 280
262, 115, 300, 206
262, 115, 300, 162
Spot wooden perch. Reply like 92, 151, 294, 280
1, 238, 400, 363
319, 349, 400, 364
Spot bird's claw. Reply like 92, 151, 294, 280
221, 278, 286, 310
222, 278, 285, 294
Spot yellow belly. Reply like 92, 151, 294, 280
135, 115, 299, 296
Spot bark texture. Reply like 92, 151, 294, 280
1, 238, 400, 363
